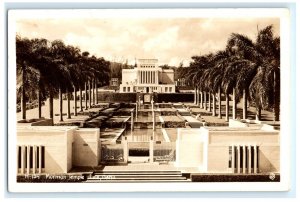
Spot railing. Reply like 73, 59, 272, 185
101, 143, 124, 163
153, 142, 176, 163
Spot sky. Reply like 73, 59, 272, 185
16, 17, 279, 67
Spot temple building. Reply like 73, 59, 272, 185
120, 59, 176, 93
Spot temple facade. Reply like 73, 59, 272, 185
120, 59, 176, 93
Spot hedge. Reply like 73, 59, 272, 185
157, 93, 194, 103
97, 92, 195, 103
97, 92, 136, 102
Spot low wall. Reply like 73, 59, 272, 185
72, 128, 100, 167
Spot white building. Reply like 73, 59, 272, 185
120, 59, 176, 93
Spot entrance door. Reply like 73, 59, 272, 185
146, 87, 149, 93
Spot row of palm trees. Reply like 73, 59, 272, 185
16, 35, 110, 121
178, 25, 280, 121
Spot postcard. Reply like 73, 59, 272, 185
8, 8, 291, 192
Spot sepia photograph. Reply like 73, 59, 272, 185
7, 8, 291, 192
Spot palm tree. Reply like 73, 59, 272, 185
249, 26, 280, 121
50, 40, 72, 120
16, 36, 36, 120
227, 26, 280, 121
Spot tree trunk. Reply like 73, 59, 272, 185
256, 107, 262, 121
197, 88, 200, 106
194, 87, 197, 104
38, 88, 42, 119
93, 79, 96, 105
212, 93, 216, 116
89, 80, 91, 108
218, 87, 222, 119
21, 68, 26, 120
59, 87, 63, 122
49, 90, 53, 119
74, 86, 77, 116
200, 91, 203, 109
208, 92, 211, 112
79, 87, 83, 112
243, 89, 247, 120
95, 79, 98, 104
204, 91, 207, 110
232, 88, 237, 119
225, 93, 229, 122
67, 88, 71, 119
85, 82, 88, 110
274, 69, 280, 121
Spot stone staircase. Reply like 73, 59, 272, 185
85, 170, 190, 182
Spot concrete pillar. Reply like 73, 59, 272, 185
33, 145, 36, 174
123, 138, 128, 163
138, 71, 140, 84
21, 145, 25, 174
242, 145, 246, 174
26, 145, 30, 174
17, 146, 19, 173
141, 71, 143, 84
38, 145, 42, 174
254, 145, 257, 173
232, 145, 235, 173
149, 139, 154, 163
248, 145, 252, 173
237, 146, 240, 173
146, 71, 148, 83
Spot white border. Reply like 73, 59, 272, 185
8, 8, 290, 192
